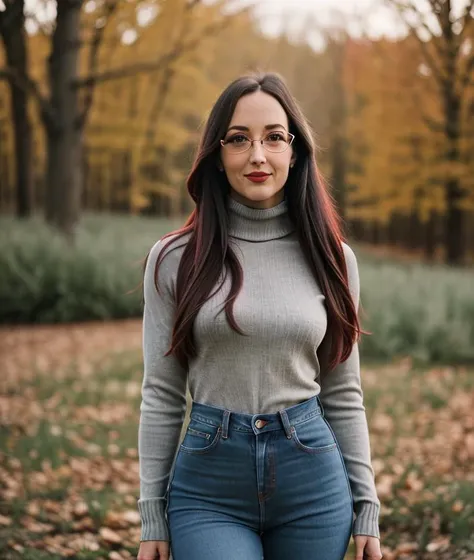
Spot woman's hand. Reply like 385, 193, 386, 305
354, 535, 383, 560
137, 540, 169, 560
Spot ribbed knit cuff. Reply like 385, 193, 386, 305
353, 501, 380, 539
138, 498, 170, 542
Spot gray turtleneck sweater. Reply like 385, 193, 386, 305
138, 195, 380, 542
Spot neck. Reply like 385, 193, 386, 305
229, 190, 284, 209
227, 193, 295, 242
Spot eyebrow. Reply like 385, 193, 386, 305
226, 124, 287, 133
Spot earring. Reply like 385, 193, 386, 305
290, 163, 294, 168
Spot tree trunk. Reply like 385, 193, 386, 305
408, 206, 423, 250
0, 0, 34, 218
441, 4, 465, 266
445, 178, 464, 264
331, 133, 346, 220
443, 87, 464, 265
46, 127, 83, 236
329, 39, 347, 219
424, 210, 436, 261
44, 0, 83, 241
385, 1, 471, 265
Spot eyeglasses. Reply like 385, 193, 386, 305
220, 131, 295, 154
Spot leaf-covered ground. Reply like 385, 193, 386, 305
0, 321, 473, 559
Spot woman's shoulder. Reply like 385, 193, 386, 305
147, 230, 192, 264
341, 241, 358, 272
145, 230, 192, 288
340, 241, 360, 300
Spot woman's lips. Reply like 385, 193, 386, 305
245, 173, 271, 183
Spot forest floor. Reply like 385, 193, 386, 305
0, 320, 473, 559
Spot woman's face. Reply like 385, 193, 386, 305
220, 91, 295, 209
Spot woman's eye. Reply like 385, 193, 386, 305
267, 133, 285, 142
229, 135, 248, 144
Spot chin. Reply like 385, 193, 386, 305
232, 186, 284, 208
244, 191, 276, 200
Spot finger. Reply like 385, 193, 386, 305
157, 542, 170, 559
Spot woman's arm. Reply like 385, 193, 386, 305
318, 243, 380, 539
138, 238, 188, 542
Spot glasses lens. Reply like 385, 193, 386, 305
224, 136, 251, 153
263, 140, 288, 153
263, 133, 291, 152
222, 134, 292, 153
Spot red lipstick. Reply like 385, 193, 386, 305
245, 172, 271, 183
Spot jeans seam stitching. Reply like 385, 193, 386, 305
180, 427, 222, 454
290, 426, 338, 454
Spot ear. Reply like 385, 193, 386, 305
290, 153, 297, 168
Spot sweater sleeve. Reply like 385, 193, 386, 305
318, 243, 380, 539
138, 237, 188, 542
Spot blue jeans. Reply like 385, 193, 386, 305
166, 395, 353, 560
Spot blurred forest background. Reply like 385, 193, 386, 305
0, 0, 473, 260
1, 1, 474, 559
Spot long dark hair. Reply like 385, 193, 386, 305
144, 71, 361, 373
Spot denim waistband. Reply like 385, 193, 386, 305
189, 394, 324, 440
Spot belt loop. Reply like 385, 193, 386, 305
221, 410, 230, 439
279, 409, 293, 439
316, 395, 325, 417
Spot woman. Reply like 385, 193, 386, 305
137, 72, 382, 560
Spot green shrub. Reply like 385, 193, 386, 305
1, 215, 473, 364
0, 213, 180, 323
358, 251, 474, 364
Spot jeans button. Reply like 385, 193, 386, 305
255, 419, 264, 429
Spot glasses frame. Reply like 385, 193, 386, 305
220, 132, 295, 154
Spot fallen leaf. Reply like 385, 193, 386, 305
0, 515, 12, 526
100, 527, 122, 545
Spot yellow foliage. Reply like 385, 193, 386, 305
344, 34, 474, 224
3, 0, 249, 211
2, 0, 473, 225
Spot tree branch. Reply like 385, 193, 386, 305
24, 10, 55, 35
421, 112, 445, 133
456, 0, 474, 45
0, 66, 56, 127
386, 0, 447, 86
460, 52, 474, 89
186, 0, 202, 9
426, 0, 443, 15
410, 26, 446, 85
455, 0, 474, 26
74, 17, 232, 89
142, 0, 200, 153
388, 0, 444, 48
77, 0, 119, 129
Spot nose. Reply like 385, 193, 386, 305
249, 140, 266, 165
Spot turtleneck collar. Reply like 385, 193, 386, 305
227, 194, 295, 242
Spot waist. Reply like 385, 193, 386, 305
189, 394, 324, 436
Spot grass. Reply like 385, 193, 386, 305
1, 213, 474, 558
355, 247, 474, 364
1, 342, 473, 559
0, 213, 183, 324
1, 214, 474, 365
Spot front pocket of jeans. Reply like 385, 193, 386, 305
179, 419, 221, 454
187, 427, 211, 440
291, 415, 337, 454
